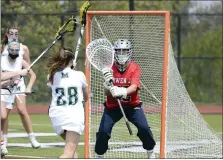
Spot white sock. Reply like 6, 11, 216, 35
3, 134, 8, 145
147, 149, 155, 158
28, 133, 35, 139
96, 154, 104, 158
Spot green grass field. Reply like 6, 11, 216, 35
4, 114, 222, 159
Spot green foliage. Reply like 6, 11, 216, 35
181, 27, 222, 103
1, 1, 222, 105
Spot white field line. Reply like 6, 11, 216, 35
9, 123, 127, 129
7, 132, 57, 138
8, 129, 17, 131
10, 123, 222, 134
5, 154, 45, 159
9, 123, 52, 126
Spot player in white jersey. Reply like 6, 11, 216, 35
1, 70, 28, 81
47, 48, 88, 158
0, 41, 40, 157
1, 26, 40, 149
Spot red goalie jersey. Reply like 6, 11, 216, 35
106, 61, 141, 109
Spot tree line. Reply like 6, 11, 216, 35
1, 1, 222, 105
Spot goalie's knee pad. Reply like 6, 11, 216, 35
95, 132, 110, 155
137, 128, 156, 150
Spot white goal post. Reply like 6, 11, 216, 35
84, 11, 222, 159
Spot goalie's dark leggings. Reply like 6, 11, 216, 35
95, 102, 156, 155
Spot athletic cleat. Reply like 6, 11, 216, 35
147, 149, 155, 159
1, 144, 8, 157
96, 154, 104, 158
29, 136, 41, 148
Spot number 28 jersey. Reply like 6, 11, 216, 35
106, 61, 141, 109
48, 67, 88, 108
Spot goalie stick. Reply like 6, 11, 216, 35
86, 38, 133, 135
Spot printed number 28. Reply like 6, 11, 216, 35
56, 87, 78, 106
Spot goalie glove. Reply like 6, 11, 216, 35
110, 86, 127, 99
102, 67, 113, 90
102, 67, 113, 84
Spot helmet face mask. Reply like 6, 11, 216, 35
114, 39, 132, 72
8, 40, 20, 60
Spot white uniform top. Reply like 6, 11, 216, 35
48, 67, 88, 108
2, 43, 26, 93
2, 43, 24, 58
48, 67, 88, 135
1, 55, 24, 103
1, 55, 23, 72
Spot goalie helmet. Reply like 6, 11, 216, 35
114, 39, 132, 72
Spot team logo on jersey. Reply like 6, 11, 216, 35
16, 86, 21, 91
61, 72, 68, 78
113, 78, 131, 84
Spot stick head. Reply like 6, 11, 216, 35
80, 1, 91, 26
55, 17, 77, 38
86, 38, 115, 71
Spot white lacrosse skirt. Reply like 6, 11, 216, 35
1, 79, 26, 110
1, 89, 16, 109
49, 104, 85, 136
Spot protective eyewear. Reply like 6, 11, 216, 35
8, 48, 20, 52
9, 32, 19, 37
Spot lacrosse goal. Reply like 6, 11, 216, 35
84, 11, 222, 158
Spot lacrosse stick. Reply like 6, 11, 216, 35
1, 87, 23, 103
1, 91, 35, 95
86, 38, 133, 135
72, 1, 91, 67
28, 17, 77, 70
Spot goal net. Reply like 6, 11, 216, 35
85, 11, 222, 158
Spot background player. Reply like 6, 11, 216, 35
1, 40, 39, 155
1, 25, 39, 148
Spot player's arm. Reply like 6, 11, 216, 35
1, 70, 28, 81
126, 84, 138, 95
104, 88, 112, 96
22, 60, 36, 92
23, 45, 31, 64
105, 84, 137, 97
80, 72, 89, 102
83, 87, 88, 102
110, 66, 140, 99
126, 65, 140, 95
1, 79, 11, 87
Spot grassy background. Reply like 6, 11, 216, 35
5, 114, 222, 158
